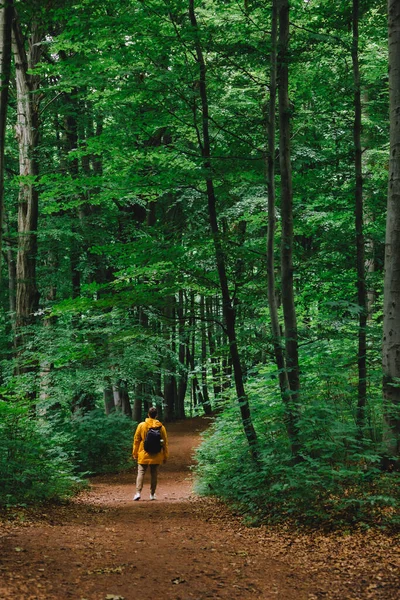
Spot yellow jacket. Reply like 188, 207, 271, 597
133, 417, 169, 465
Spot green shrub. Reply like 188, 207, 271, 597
66, 409, 136, 475
194, 399, 400, 529
0, 401, 82, 506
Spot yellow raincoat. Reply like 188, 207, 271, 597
133, 417, 169, 465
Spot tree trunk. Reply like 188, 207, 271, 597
12, 14, 42, 374
200, 295, 212, 414
163, 299, 178, 421
4, 215, 16, 317
188, 0, 258, 458
133, 383, 143, 422
7, 244, 16, 314
352, 0, 368, 434
176, 289, 188, 419
0, 0, 13, 271
277, 0, 301, 457
205, 296, 222, 399
382, 0, 400, 458
267, 0, 301, 455
119, 381, 132, 418
104, 379, 115, 414
266, 0, 290, 405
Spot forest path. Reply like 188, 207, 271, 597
0, 417, 398, 600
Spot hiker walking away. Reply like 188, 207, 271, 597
132, 406, 168, 501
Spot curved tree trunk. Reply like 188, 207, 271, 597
188, 0, 258, 459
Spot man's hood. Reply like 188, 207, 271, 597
145, 417, 163, 428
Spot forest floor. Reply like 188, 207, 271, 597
0, 417, 399, 600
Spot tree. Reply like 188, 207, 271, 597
12, 8, 42, 352
188, 0, 258, 457
276, 0, 301, 457
352, 0, 368, 434
382, 0, 400, 458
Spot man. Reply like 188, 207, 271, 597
132, 406, 168, 501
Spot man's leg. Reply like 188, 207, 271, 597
150, 464, 159, 496
135, 464, 148, 496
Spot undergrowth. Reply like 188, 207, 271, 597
0, 401, 136, 506
194, 368, 400, 530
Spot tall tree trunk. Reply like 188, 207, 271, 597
176, 289, 188, 419
200, 294, 212, 414
188, 292, 206, 410
277, 0, 301, 456
12, 14, 42, 374
382, 0, 400, 458
163, 299, 177, 421
352, 0, 367, 434
188, 0, 258, 458
205, 296, 222, 399
266, 0, 291, 415
0, 0, 13, 271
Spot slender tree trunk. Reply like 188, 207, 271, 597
113, 384, 122, 411
163, 299, 178, 421
113, 380, 132, 417
382, 0, 400, 458
0, 0, 13, 271
4, 216, 16, 316
205, 296, 221, 399
267, 0, 300, 455
176, 289, 188, 419
119, 381, 132, 418
7, 243, 16, 314
277, 0, 301, 456
133, 383, 143, 422
189, 291, 198, 408
266, 0, 290, 400
188, 0, 258, 458
200, 295, 212, 414
352, 0, 367, 434
188, 293, 203, 409
104, 378, 115, 414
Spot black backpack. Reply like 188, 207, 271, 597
144, 425, 162, 454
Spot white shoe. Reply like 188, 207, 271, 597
150, 493, 157, 500
133, 492, 141, 501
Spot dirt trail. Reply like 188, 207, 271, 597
0, 418, 399, 600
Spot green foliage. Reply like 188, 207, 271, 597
0, 401, 81, 506
63, 409, 135, 475
194, 336, 400, 529
0, 400, 136, 506
195, 406, 400, 529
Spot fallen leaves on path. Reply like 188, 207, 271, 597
190, 496, 400, 599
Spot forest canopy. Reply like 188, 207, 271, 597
0, 0, 399, 527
